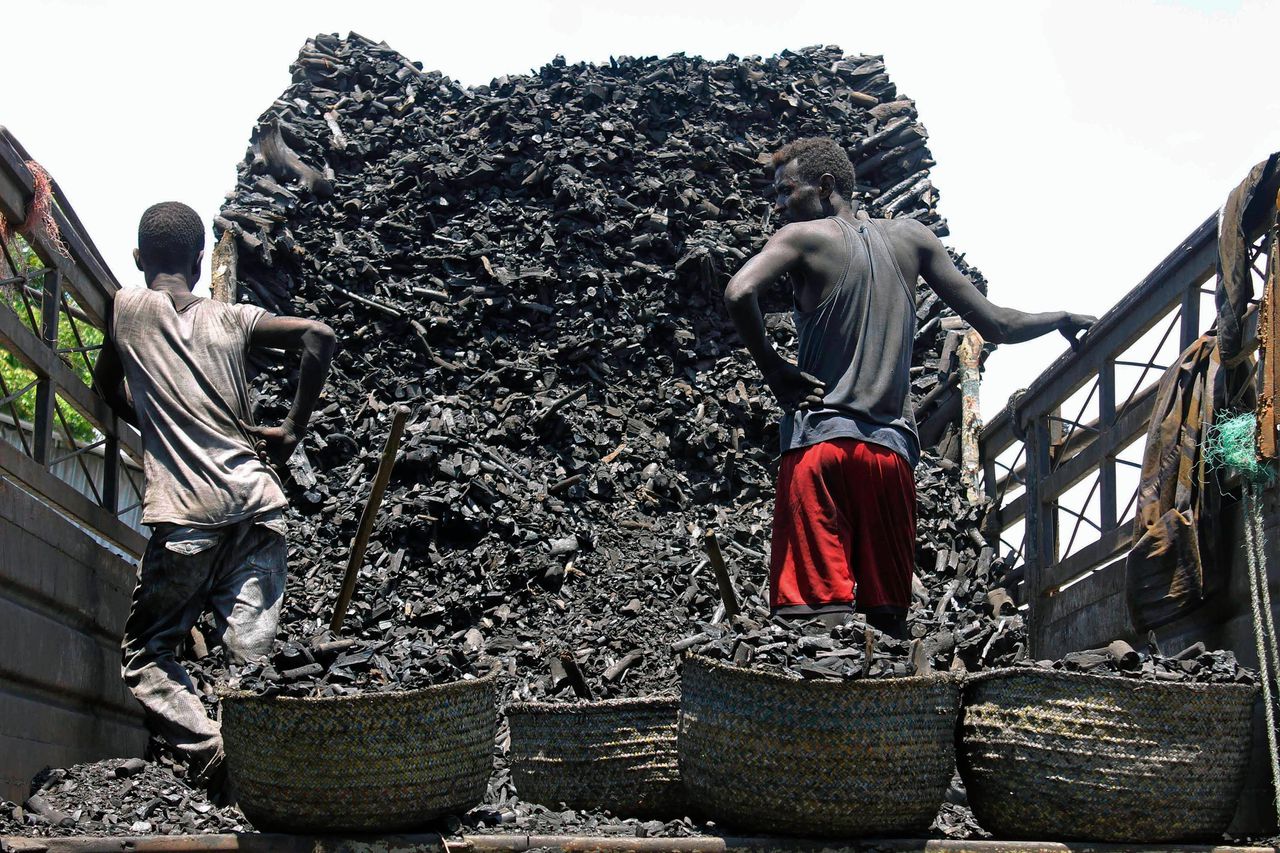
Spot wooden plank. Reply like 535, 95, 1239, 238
1023, 418, 1055, 655
0, 170, 110, 327
0, 446, 147, 557
0, 130, 121, 291
1180, 285, 1201, 355
0, 515, 134, 640
1042, 524, 1134, 593
1040, 383, 1159, 501
5, 835, 1280, 853
0, 476, 137, 573
0, 466, 140, 578
1005, 171, 1279, 436
0, 688, 145, 802
997, 490, 1026, 528
0, 303, 140, 460
0, 129, 119, 325
1036, 563, 1133, 660
0, 595, 137, 715
1013, 220, 1217, 425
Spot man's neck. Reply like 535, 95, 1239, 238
147, 274, 196, 297
834, 200, 860, 223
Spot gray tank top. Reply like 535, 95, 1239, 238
778, 217, 920, 466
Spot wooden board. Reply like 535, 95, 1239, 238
1035, 559, 1133, 660
0, 687, 144, 802
0, 454, 147, 558
0, 481, 136, 640
0, 596, 137, 714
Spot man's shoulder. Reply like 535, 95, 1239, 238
112, 285, 148, 304
109, 286, 153, 319
870, 217, 938, 264
870, 216, 932, 243
772, 218, 843, 250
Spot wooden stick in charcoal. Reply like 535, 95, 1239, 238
862, 627, 875, 678
703, 530, 740, 618
558, 652, 594, 700
331, 405, 408, 632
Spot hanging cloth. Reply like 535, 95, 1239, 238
1217, 153, 1280, 368
1126, 332, 1248, 630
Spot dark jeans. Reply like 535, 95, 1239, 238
121, 514, 286, 763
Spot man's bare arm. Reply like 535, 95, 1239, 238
908, 221, 1095, 348
90, 301, 137, 427
723, 225, 825, 410
244, 315, 336, 466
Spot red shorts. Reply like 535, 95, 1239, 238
770, 438, 916, 613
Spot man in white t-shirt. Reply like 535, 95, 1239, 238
93, 202, 335, 788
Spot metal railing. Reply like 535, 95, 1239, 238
980, 172, 1277, 657
0, 127, 146, 556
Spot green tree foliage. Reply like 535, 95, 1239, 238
0, 238, 104, 444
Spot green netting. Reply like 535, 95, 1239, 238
1204, 412, 1277, 485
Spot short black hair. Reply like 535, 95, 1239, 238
138, 202, 205, 271
771, 137, 857, 200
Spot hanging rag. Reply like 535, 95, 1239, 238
1126, 331, 1253, 630
1217, 152, 1280, 368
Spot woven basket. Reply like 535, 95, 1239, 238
678, 655, 960, 837
507, 696, 684, 817
221, 670, 497, 832
958, 668, 1258, 842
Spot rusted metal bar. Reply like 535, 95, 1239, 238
957, 329, 984, 505
31, 269, 61, 465
101, 433, 119, 513
0, 377, 38, 410
1039, 384, 1158, 501
0, 301, 140, 460
1098, 357, 1118, 531
1055, 501, 1102, 533
1042, 524, 1136, 593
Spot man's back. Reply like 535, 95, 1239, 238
780, 215, 920, 466
786, 215, 929, 311
112, 288, 285, 527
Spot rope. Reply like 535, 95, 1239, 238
1244, 482, 1280, 824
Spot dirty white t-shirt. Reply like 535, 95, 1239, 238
111, 288, 287, 528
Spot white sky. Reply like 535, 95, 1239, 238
5, 0, 1277, 419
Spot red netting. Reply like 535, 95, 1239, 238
0, 159, 69, 261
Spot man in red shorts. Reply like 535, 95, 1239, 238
724, 138, 1094, 638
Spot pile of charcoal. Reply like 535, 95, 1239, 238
1021, 640, 1257, 685
0, 759, 246, 838
214, 633, 490, 698
463, 803, 701, 840
212, 32, 994, 704
688, 613, 919, 680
